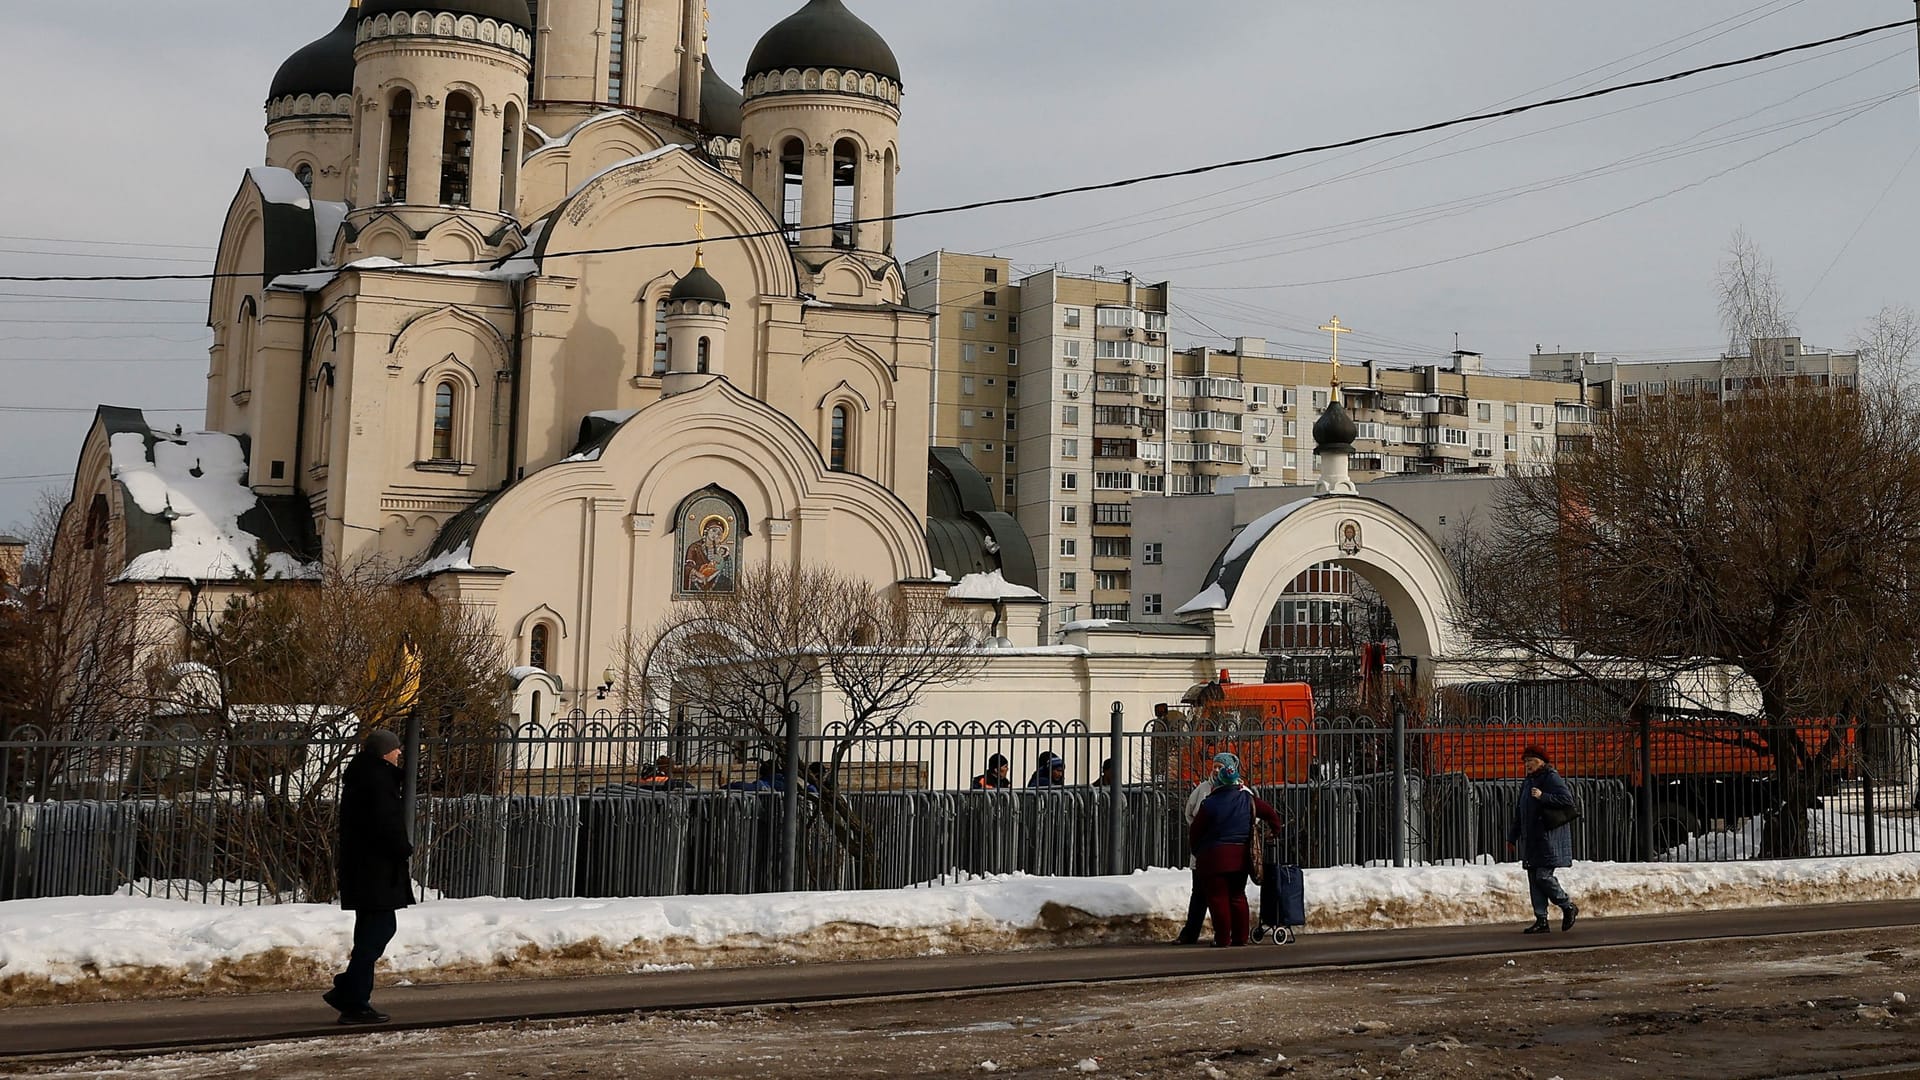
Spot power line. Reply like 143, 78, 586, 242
0, 405, 201, 414
0, 17, 1909, 285
0, 234, 212, 252
0, 358, 203, 364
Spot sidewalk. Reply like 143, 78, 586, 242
5, 900, 1916, 1061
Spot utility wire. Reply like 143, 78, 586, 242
0, 17, 1910, 285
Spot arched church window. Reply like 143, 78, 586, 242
432, 381, 456, 460
832, 139, 859, 249
441, 91, 475, 207
652, 299, 670, 375
233, 297, 257, 396
606, 0, 628, 103
295, 163, 314, 191
696, 337, 711, 374
830, 406, 849, 471
385, 89, 413, 202
500, 103, 521, 211
882, 146, 897, 253
674, 487, 747, 598
529, 623, 550, 669
83, 493, 110, 551
779, 138, 804, 243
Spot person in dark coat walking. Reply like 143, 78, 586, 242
1188, 755, 1283, 947
325, 728, 415, 1023
1507, 744, 1579, 934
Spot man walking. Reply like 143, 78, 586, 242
1507, 744, 1579, 935
325, 728, 415, 1023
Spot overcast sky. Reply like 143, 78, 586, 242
4, 0, 1917, 530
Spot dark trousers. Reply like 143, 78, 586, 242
333, 908, 398, 1009
1526, 866, 1571, 920
1199, 869, 1252, 946
1178, 865, 1208, 942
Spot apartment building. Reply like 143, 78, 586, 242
1531, 337, 1860, 404
906, 253, 1601, 621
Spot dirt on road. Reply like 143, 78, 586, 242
21, 927, 1920, 1080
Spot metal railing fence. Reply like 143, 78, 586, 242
3, 709, 1916, 905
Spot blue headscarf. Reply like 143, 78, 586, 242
1211, 751, 1242, 789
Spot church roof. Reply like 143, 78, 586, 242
268, 5, 359, 101
747, 0, 901, 84
700, 57, 744, 138
926, 446, 1039, 594
1313, 395, 1359, 451
359, 0, 532, 31
669, 264, 730, 304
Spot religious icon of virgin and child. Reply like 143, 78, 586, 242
682, 513, 736, 593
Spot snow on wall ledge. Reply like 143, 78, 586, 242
2, 855, 1918, 1006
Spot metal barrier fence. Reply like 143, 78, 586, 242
3, 710, 1917, 904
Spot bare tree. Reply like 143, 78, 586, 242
1716, 228, 1795, 365
1852, 303, 1920, 401
1451, 384, 1920, 856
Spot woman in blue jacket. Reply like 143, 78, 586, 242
1507, 745, 1579, 934
1187, 753, 1283, 947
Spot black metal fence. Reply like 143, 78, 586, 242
3, 709, 1916, 905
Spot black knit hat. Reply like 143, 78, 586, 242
1521, 744, 1551, 766
364, 728, 403, 757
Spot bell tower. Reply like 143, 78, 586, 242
527, 0, 705, 132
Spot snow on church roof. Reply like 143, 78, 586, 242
947, 570, 1042, 602
1174, 496, 1317, 615
247, 166, 312, 210
107, 428, 318, 583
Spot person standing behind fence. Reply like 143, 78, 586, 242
325, 728, 414, 1024
1175, 751, 1237, 945
972, 753, 1011, 790
1189, 754, 1283, 947
1027, 750, 1066, 787
1507, 744, 1579, 935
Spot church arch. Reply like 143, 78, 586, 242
441, 90, 477, 206
383, 87, 414, 203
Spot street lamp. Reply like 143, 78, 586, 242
595, 665, 617, 701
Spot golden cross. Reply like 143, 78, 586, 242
1319, 316, 1352, 391
689, 199, 713, 241
702, 2, 711, 44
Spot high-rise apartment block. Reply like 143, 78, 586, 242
908, 252, 1606, 621
1531, 338, 1860, 404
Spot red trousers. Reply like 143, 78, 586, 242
1198, 867, 1251, 946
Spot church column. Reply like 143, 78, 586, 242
407, 94, 444, 206
793, 507, 830, 570
800, 141, 833, 247
856, 150, 886, 252
764, 517, 793, 571
469, 102, 506, 214
878, 398, 896, 489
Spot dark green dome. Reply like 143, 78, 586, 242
669, 264, 729, 305
700, 57, 744, 138
359, 0, 532, 31
1313, 396, 1358, 451
747, 0, 900, 84
269, 6, 358, 101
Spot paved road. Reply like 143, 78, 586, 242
4, 900, 1916, 1060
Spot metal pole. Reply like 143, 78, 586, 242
781, 702, 802, 892
1107, 701, 1125, 877
402, 709, 422, 842
1863, 718, 1879, 857
1636, 703, 1655, 860
1391, 704, 1408, 868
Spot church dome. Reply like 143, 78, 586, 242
669, 265, 729, 305
358, 0, 532, 31
746, 0, 900, 84
700, 57, 744, 138
1312, 396, 1358, 451
269, 5, 358, 101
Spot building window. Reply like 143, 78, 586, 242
1005, 477, 1017, 499
1060, 538, 1077, 558
1095, 571, 1128, 591
962, 311, 977, 331
384, 89, 412, 202
1094, 502, 1131, 525
1005, 445, 1016, 463
985, 267, 999, 283
1062, 405, 1080, 426
960, 410, 975, 428
830, 406, 849, 471
962, 376, 976, 395
1008, 348, 1019, 366
984, 291, 998, 307
294, 162, 314, 191
696, 337, 711, 374
432, 381, 456, 460
1504, 403, 1518, 422
529, 623, 551, 669
1063, 307, 1081, 327
1141, 593, 1162, 616
779, 138, 804, 241
1312, 390, 1329, 410
1061, 438, 1079, 458
607, 0, 627, 102
441, 92, 475, 207
1476, 402, 1492, 422
1060, 572, 1079, 592
1060, 473, 1078, 491
963, 343, 978, 362
1060, 505, 1077, 524
652, 299, 670, 374
1143, 542, 1162, 565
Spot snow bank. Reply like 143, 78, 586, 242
4, 855, 1918, 1005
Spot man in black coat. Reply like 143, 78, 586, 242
325, 728, 415, 1024
1507, 744, 1579, 935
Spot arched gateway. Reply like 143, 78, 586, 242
1175, 391, 1466, 666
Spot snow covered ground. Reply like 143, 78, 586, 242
3, 853, 1917, 1005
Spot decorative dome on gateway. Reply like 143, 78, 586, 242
357, 0, 533, 31
668, 264, 729, 306
268, 5, 359, 102
1313, 396, 1359, 452
746, 0, 901, 85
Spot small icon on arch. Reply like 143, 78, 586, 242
1336, 519, 1362, 556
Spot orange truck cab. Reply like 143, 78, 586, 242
1165, 671, 1318, 786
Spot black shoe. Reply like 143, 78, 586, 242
1175, 934, 1200, 945
1561, 903, 1579, 932
322, 988, 354, 1015
1521, 921, 1551, 935
338, 1007, 390, 1025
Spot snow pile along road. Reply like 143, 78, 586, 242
2, 855, 1918, 1005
